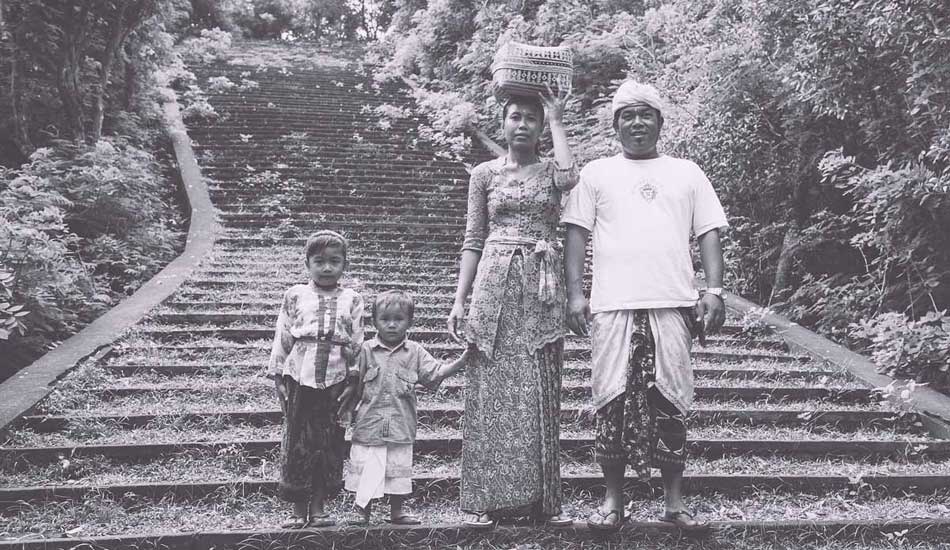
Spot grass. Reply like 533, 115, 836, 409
2, 484, 949, 541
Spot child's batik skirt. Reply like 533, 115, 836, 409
278, 377, 346, 503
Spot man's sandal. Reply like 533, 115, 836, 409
463, 512, 495, 529
279, 516, 309, 529
307, 512, 336, 528
660, 510, 709, 532
587, 507, 625, 532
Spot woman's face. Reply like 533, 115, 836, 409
503, 101, 544, 150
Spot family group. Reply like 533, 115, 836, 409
265, 79, 729, 532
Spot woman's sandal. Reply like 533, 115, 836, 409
307, 512, 336, 528
388, 514, 422, 525
660, 510, 709, 532
463, 512, 495, 529
545, 514, 575, 528
279, 516, 309, 529
587, 507, 626, 532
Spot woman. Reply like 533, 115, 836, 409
447, 87, 576, 527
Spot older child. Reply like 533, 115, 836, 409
267, 230, 364, 529
345, 290, 468, 524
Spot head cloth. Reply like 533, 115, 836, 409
611, 80, 665, 119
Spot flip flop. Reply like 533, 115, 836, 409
307, 513, 336, 528
388, 514, 422, 525
463, 513, 495, 529
587, 507, 625, 532
660, 510, 709, 532
546, 514, 575, 527
279, 516, 308, 529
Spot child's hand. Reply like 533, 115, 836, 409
337, 383, 357, 417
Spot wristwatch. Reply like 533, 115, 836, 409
704, 287, 725, 300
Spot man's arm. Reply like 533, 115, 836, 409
565, 223, 592, 336
697, 229, 726, 332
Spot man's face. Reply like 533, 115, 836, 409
615, 103, 662, 159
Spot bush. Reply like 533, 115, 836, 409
851, 311, 950, 393
0, 139, 184, 378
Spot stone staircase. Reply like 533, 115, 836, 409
2, 42, 949, 549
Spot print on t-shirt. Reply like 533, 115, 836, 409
638, 178, 658, 202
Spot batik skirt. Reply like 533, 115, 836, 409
277, 377, 346, 503
461, 254, 564, 516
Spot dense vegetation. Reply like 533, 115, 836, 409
0, 0, 190, 378
369, 0, 950, 391
1, 0, 946, 392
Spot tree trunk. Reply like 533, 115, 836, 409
57, 3, 91, 144
770, 220, 801, 303
91, 3, 129, 141
10, 54, 35, 156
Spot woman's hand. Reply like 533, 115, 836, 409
274, 376, 289, 410
541, 83, 571, 125
447, 301, 466, 342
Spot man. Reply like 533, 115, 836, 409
562, 80, 728, 531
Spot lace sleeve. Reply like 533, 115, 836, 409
461, 166, 490, 252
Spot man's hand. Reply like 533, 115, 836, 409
695, 293, 725, 333
567, 293, 592, 337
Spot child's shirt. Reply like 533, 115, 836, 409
350, 338, 442, 446
267, 283, 364, 389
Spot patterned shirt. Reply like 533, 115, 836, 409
350, 338, 442, 446
461, 157, 578, 356
267, 283, 364, 389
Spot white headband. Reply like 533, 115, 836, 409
611, 80, 664, 119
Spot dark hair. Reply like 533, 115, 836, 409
373, 290, 415, 322
502, 94, 545, 122
305, 230, 348, 262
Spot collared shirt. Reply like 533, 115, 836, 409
267, 283, 364, 389
350, 338, 442, 446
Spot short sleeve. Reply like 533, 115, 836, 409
414, 344, 443, 389
691, 166, 729, 237
461, 166, 490, 252
560, 165, 596, 231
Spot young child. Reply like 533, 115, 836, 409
267, 230, 364, 529
345, 290, 468, 524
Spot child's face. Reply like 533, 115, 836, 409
374, 304, 412, 346
306, 245, 345, 288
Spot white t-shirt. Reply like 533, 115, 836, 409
561, 154, 728, 313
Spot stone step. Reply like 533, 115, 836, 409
4, 521, 950, 550
75, 384, 866, 404
16, 408, 916, 434
5, 474, 950, 514
6, 436, 942, 467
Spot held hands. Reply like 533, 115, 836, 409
566, 293, 592, 337
695, 293, 726, 333
447, 301, 465, 342
274, 376, 289, 410
540, 83, 571, 125
336, 382, 358, 420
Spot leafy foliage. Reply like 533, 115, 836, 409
0, 139, 184, 375
371, 0, 950, 390
0, 1, 189, 379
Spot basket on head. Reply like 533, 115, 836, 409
491, 41, 573, 100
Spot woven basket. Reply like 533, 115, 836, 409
491, 42, 573, 98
